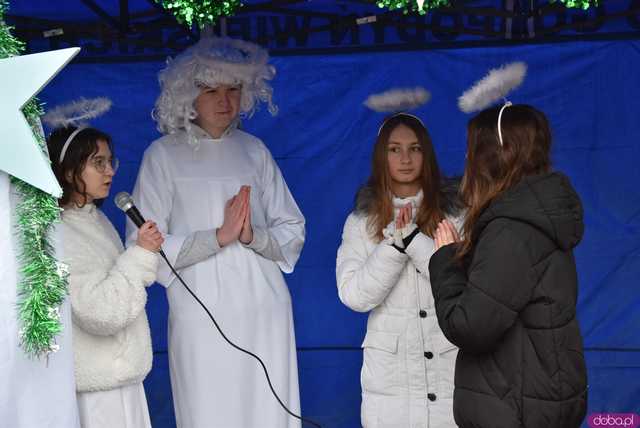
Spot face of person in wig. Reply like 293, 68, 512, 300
194, 84, 242, 138
386, 124, 424, 192
67, 139, 115, 205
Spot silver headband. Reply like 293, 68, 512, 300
497, 101, 512, 147
377, 112, 426, 136
58, 126, 87, 163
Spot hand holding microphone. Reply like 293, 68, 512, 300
115, 192, 164, 253
116, 190, 320, 428
137, 221, 164, 252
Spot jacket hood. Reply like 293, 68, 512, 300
477, 172, 584, 250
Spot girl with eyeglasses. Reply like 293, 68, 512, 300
47, 126, 164, 428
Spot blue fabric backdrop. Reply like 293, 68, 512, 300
39, 40, 640, 427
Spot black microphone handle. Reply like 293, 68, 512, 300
126, 206, 166, 258
126, 206, 146, 228
123, 197, 321, 427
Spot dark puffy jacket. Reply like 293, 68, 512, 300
428, 172, 587, 428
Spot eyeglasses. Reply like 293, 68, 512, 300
90, 156, 119, 173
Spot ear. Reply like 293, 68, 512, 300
64, 170, 74, 184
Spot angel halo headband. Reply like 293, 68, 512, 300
59, 126, 87, 163
42, 97, 112, 163
363, 87, 431, 136
377, 112, 426, 136
458, 62, 527, 146
497, 101, 513, 147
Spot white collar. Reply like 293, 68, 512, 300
63, 202, 97, 216
188, 120, 239, 144
392, 189, 424, 209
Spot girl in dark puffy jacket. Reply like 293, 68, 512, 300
429, 103, 588, 428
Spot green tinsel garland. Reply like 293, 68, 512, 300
376, 0, 595, 15
154, 0, 242, 29
552, 0, 595, 10
376, 0, 451, 15
1, 0, 68, 358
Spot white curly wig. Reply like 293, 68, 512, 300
153, 37, 278, 135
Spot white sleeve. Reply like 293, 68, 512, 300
127, 143, 187, 287
405, 214, 464, 276
404, 232, 435, 276
252, 146, 305, 273
336, 214, 407, 313
68, 245, 158, 336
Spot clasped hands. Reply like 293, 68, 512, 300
216, 185, 253, 247
434, 217, 460, 251
396, 203, 460, 251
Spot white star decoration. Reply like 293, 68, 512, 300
417, 0, 425, 7
0, 48, 80, 197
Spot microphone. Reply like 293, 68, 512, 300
114, 197, 319, 427
115, 191, 166, 257
114, 191, 146, 228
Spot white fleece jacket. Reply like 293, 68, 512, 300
60, 203, 157, 393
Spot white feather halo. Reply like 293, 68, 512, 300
42, 97, 112, 128
458, 62, 527, 113
364, 87, 431, 113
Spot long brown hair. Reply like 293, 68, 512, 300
46, 126, 113, 207
457, 104, 552, 259
364, 113, 446, 240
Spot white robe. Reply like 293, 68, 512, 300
129, 126, 305, 428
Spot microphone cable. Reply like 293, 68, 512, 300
158, 250, 322, 428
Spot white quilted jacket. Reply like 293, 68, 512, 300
336, 192, 459, 428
